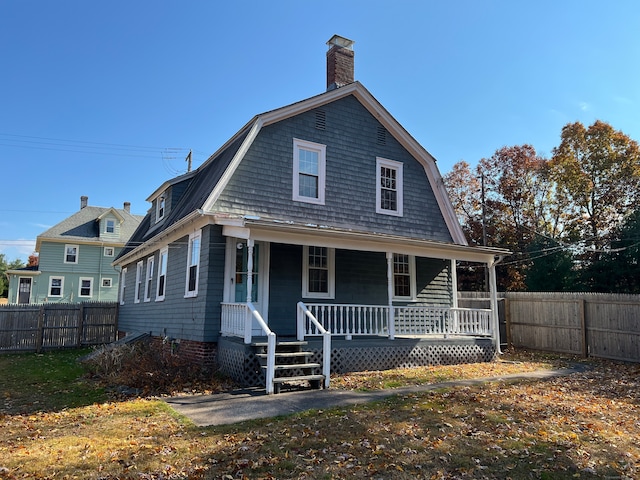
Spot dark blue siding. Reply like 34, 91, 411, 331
214, 95, 452, 242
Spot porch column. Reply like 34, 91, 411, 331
488, 257, 502, 354
386, 252, 395, 340
450, 259, 458, 309
246, 238, 254, 304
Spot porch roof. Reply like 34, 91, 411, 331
220, 216, 509, 264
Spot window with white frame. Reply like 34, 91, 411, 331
156, 247, 168, 301
393, 253, 415, 299
64, 244, 79, 264
144, 255, 155, 302
302, 246, 335, 298
104, 246, 115, 257
79, 277, 93, 297
106, 219, 115, 234
156, 195, 166, 223
293, 139, 326, 205
102, 278, 112, 288
185, 230, 201, 297
376, 157, 403, 216
119, 268, 127, 305
49, 276, 64, 297
134, 261, 143, 303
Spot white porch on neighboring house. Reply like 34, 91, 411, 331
216, 220, 507, 394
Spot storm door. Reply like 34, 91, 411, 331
18, 277, 32, 304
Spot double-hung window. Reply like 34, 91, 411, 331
156, 195, 165, 223
144, 256, 155, 302
376, 158, 403, 216
393, 253, 415, 300
293, 139, 326, 205
79, 277, 93, 298
156, 247, 168, 301
64, 244, 79, 264
120, 267, 127, 305
106, 219, 115, 234
49, 276, 64, 297
302, 246, 335, 298
185, 230, 201, 297
134, 261, 143, 303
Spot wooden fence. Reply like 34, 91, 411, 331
0, 302, 118, 352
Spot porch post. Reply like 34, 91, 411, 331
488, 257, 502, 354
246, 238, 254, 304
450, 259, 458, 309
386, 252, 395, 340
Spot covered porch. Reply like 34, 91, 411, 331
215, 218, 507, 393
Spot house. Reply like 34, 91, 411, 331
6, 196, 143, 304
114, 36, 509, 393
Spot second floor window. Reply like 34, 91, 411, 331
144, 256, 155, 302
156, 247, 168, 301
106, 219, 115, 233
293, 139, 326, 205
120, 268, 127, 305
376, 158, 403, 216
64, 245, 78, 264
134, 261, 143, 303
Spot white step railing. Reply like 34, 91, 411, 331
221, 302, 277, 394
297, 302, 332, 389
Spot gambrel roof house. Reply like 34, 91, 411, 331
6, 196, 143, 305
114, 36, 508, 393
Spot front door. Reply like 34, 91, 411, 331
18, 277, 32, 304
228, 239, 269, 336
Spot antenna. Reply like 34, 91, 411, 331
186, 149, 192, 172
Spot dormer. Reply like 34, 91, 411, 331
147, 170, 197, 224
97, 208, 125, 239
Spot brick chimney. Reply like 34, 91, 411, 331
326, 35, 355, 91
123, 202, 131, 213
80, 196, 88, 209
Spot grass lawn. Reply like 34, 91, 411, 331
0, 348, 638, 479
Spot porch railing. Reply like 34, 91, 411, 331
302, 304, 492, 339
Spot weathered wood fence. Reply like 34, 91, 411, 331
459, 292, 640, 363
0, 302, 118, 352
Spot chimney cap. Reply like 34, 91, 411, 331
327, 34, 355, 50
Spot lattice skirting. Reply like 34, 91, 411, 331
218, 336, 497, 387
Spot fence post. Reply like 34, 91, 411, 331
579, 299, 588, 358
36, 305, 45, 353
504, 297, 512, 349
76, 303, 85, 347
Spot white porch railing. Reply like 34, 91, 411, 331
221, 302, 277, 394
302, 304, 492, 338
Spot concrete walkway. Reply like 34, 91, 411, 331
165, 366, 585, 427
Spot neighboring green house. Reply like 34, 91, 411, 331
6, 196, 143, 304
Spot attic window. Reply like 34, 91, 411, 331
315, 109, 326, 130
377, 126, 387, 146
156, 195, 166, 223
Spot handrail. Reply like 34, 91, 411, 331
297, 301, 331, 389
246, 302, 276, 395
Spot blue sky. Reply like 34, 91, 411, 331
2, 1, 639, 263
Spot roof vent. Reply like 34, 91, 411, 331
315, 109, 326, 130
377, 126, 387, 146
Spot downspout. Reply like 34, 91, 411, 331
488, 255, 505, 355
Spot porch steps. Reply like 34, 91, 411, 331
252, 339, 325, 394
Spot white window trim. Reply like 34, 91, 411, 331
49, 276, 64, 298
184, 230, 202, 298
144, 255, 155, 302
78, 277, 93, 298
64, 244, 79, 264
156, 247, 168, 302
105, 219, 115, 234
292, 138, 326, 205
156, 195, 166, 223
376, 157, 404, 217
393, 253, 416, 301
104, 246, 115, 257
302, 246, 335, 299
134, 261, 143, 304
119, 268, 127, 305
101, 277, 112, 288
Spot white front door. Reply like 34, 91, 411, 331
226, 238, 270, 336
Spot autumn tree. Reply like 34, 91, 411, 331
550, 120, 640, 255
0, 254, 25, 298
